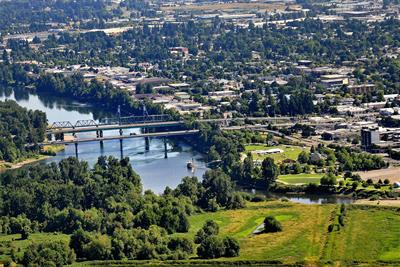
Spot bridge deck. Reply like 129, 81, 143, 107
40, 130, 199, 146
46, 117, 296, 134
47, 121, 186, 134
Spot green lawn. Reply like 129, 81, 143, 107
244, 144, 307, 163
322, 205, 400, 262
278, 173, 323, 185
0, 233, 70, 262
178, 202, 400, 264
185, 201, 331, 263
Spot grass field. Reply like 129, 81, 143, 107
3, 202, 400, 266
42, 144, 65, 154
0, 233, 70, 262
178, 202, 400, 264
278, 173, 323, 185
322, 205, 400, 262
245, 144, 307, 163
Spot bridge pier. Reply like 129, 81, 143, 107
145, 137, 150, 151
100, 140, 104, 150
164, 138, 168, 158
120, 139, 123, 159
96, 130, 104, 138
74, 143, 78, 158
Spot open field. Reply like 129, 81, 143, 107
0, 233, 70, 262
160, 201, 400, 265
3, 202, 400, 266
160, 3, 296, 12
245, 144, 307, 163
355, 167, 400, 183
322, 205, 400, 262
278, 173, 323, 185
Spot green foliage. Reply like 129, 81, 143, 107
0, 100, 46, 162
21, 241, 76, 267
223, 236, 241, 257
263, 216, 282, 233
261, 158, 279, 190
197, 236, 225, 259
320, 173, 337, 186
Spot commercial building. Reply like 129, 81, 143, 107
361, 127, 380, 149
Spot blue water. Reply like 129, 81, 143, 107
0, 89, 207, 193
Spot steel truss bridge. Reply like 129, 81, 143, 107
48, 114, 172, 130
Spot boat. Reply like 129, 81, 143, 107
186, 159, 195, 169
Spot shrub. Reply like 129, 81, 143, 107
22, 241, 76, 266
338, 215, 345, 226
369, 195, 379, 201
223, 236, 240, 257
263, 216, 282, 233
197, 236, 225, 259
251, 195, 266, 202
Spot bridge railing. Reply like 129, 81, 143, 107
48, 114, 173, 129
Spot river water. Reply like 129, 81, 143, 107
0, 88, 207, 193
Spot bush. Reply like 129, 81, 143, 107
251, 195, 266, 202
194, 220, 219, 244
197, 236, 225, 259
384, 179, 390, 185
22, 241, 76, 266
263, 216, 282, 233
369, 195, 379, 201
223, 236, 240, 257
167, 236, 194, 258
352, 182, 359, 190
338, 215, 345, 226
320, 173, 337, 186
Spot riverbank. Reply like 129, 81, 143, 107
0, 145, 65, 171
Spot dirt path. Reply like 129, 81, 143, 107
355, 167, 400, 183
354, 199, 400, 207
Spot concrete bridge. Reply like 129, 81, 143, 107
42, 115, 336, 158
41, 130, 199, 159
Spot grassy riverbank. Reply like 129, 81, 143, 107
2, 201, 400, 266
0, 145, 64, 171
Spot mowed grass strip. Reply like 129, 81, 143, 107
278, 173, 323, 185
323, 205, 400, 262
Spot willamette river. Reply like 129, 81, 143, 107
0, 88, 207, 193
